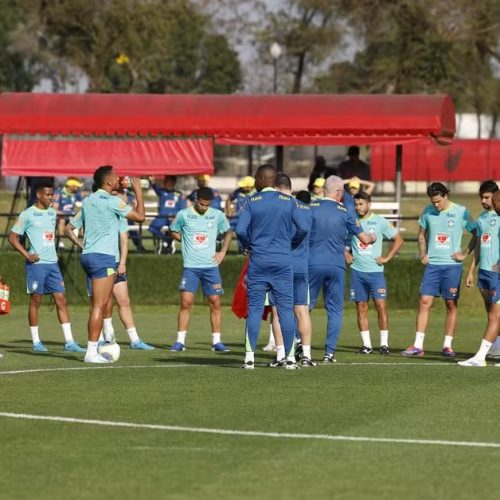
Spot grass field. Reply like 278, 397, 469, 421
1, 304, 500, 499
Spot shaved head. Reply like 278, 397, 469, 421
255, 164, 277, 191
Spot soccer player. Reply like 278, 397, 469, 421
8, 182, 85, 353
345, 191, 404, 354
309, 176, 376, 363
402, 182, 476, 358
187, 175, 223, 211
65, 166, 145, 363
236, 165, 309, 370
52, 177, 83, 249
149, 176, 186, 254
168, 187, 233, 352
458, 181, 500, 366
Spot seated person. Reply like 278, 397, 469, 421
53, 177, 83, 248
187, 175, 223, 211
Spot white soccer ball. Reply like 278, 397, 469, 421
98, 342, 121, 362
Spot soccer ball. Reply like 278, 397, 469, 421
98, 342, 121, 362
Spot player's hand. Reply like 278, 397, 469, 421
213, 251, 226, 265
376, 256, 389, 265
27, 253, 40, 263
344, 251, 354, 265
370, 232, 377, 243
492, 263, 500, 272
117, 264, 126, 275
465, 273, 474, 287
128, 177, 141, 192
420, 255, 429, 265
452, 251, 466, 262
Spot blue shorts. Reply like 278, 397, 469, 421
477, 269, 500, 304
293, 273, 309, 305
86, 271, 127, 297
81, 253, 116, 280
420, 264, 462, 300
349, 269, 387, 302
179, 267, 223, 296
26, 262, 65, 295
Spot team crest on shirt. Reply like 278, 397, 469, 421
447, 219, 455, 228
490, 219, 497, 226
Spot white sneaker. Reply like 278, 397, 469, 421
84, 353, 114, 363
262, 343, 276, 352
0, 352, 4, 359
487, 349, 500, 360
457, 357, 486, 367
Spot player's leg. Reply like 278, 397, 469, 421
323, 266, 346, 362
440, 265, 462, 357
351, 270, 371, 353
101, 292, 115, 343
294, 304, 314, 366
269, 306, 286, 365
113, 280, 154, 350
28, 293, 47, 352
370, 272, 389, 354
477, 270, 500, 358
172, 268, 199, 351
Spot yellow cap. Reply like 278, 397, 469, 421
348, 180, 361, 189
196, 174, 211, 181
238, 176, 255, 188
313, 178, 325, 188
65, 178, 83, 188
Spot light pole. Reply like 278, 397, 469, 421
270, 42, 283, 171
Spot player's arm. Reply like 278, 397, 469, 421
64, 211, 84, 250
291, 202, 309, 248
118, 231, 128, 275
168, 211, 183, 242
361, 179, 376, 195
124, 177, 145, 222
213, 231, 233, 265
8, 231, 39, 262
235, 202, 251, 250
344, 245, 354, 265
418, 226, 429, 264
376, 233, 404, 265
466, 236, 480, 287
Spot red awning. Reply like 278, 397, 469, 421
0, 93, 455, 145
1, 137, 213, 177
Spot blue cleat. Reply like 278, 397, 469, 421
401, 345, 424, 357
64, 341, 86, 353
170, 341, 186, 352
32, 342, 48, 353
212, 342, 230, 352
130, 339, 155, 350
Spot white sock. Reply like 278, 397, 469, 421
127, 327, 140, 344
177, 331, 187, 344
245, 351, 255, 363
303, 345, 311, 359
492, 337, 500, 350
476, 339, 493, 361
380, 330, 389, 347
414, 331, 425, 349
360, 330, 372, 348
276, 345, 285, 361
286, 355, 295, 363
103, 317, 114, 341
212, 332, 221, 345
30, 326, 40, 344
98, 330, 104, 342
268, 325, 275, 345
87, 341, 98, 357
443, 335, 453, 349
61, 323, 74, 343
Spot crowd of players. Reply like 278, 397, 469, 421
3, 162, 500, 368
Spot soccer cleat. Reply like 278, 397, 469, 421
285, 360, 300, 370
401, 345, 424, 357
487, 349, 500, 360
301, 357, 317, 367
212, 342, 230, 353
32, 342, 48, 353
379, 345, 390, 355
241, 361, 255, 369
322, 353, 337, 364
357, 346, 373, 354
130, 339, 155, 350
441, 347, 456, 358
457, 357, 486, 367
170, 341, 186, 352
267, 357, 286, 368
84, 353, 113, 363
262, 343, 277, 352
295, 342, 303, 360
64, 341, 86, 353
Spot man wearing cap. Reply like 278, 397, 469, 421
149, 176, 186, 254
310, 178, 325, 200
344, 176, 376, 197
226, 176, 256, 252
53, 177, 84, 249
188, 175, 223, 211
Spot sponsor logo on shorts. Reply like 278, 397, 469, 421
377, 288, 386, 294
449, 287, 458, 295
212, 283, 222, 290
60, 281, 65, 288
31, 281, 39, 291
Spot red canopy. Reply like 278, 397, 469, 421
1, 137, 213, 177
0, 93, 455, 146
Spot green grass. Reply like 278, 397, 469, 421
1, 304, 499, 499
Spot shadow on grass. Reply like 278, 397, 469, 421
152, 355, 243, 368
6, 348, 84, 362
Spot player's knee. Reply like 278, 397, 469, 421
55, 295, 68, 309
208, 297, 221, 310
419, 297, 432, 309
444, 300, 457, 311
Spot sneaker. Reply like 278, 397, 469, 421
267, 357, 286, 368
103, 334, 115, 344
285, 360, 300, 370
301, 357, 317, 367
441, 347, 456, 358
0, 352, 3, 359
401, 346, 424, 357
170, 341, 186, 352
32, 342, 48, 353
64, 341, 86, 353
84, 353, 113, 363
379, 345, 390, 355
487, 349, 500, 360
241, 361, 255, 369
457, 357, 486, 367
295, 342, 303, 360
262, 343, 277, 352
357, 346, 373, 354
130, 339, 155, 350
322, 353, 336, 364
212, 342, 230, 353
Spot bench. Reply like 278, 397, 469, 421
370, 201, 404, 230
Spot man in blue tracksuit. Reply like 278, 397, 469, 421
309, 175, 376, 363
236, 165, 309, 370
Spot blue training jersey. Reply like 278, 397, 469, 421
235, 188, 308, 265
477, 209, 500, 271
53, 187, 82, 215
309, 197, 362, 269
292, 201, 313, 274
151, 184, 186, 217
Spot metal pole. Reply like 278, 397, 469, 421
247, 146, 253, 176
272, 59, 283, 172
395, 144, 403, 229
276, 146, 284, 173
